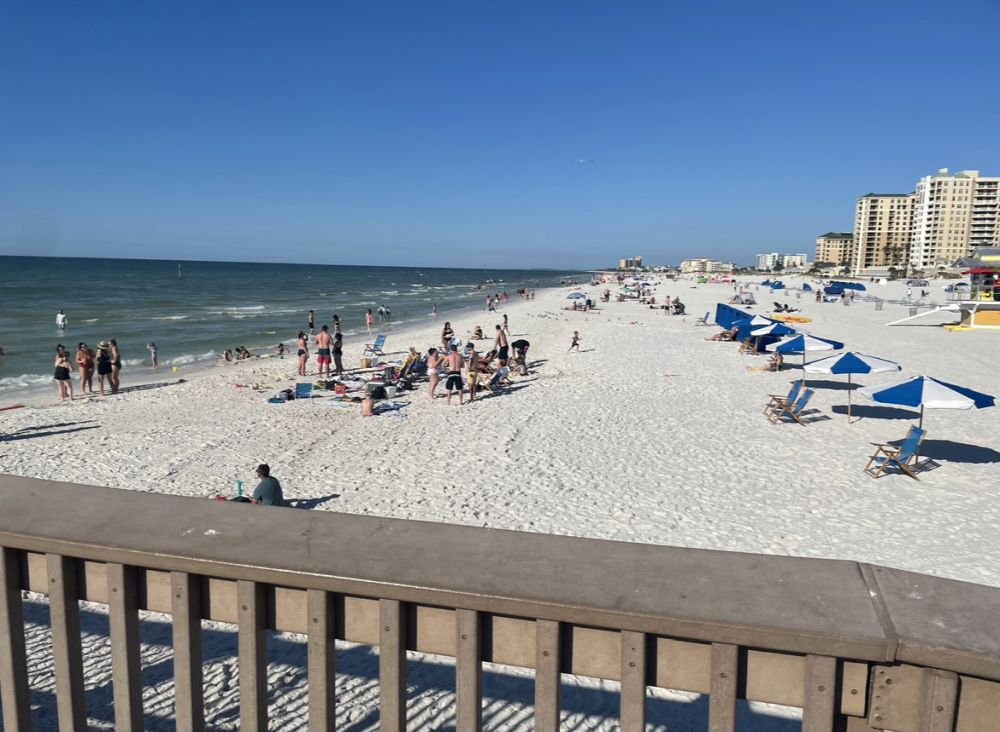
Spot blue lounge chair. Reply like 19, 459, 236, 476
763, 381, 801, 415
864, 426, 926, 480
363, 335, 387, 358
695, 311, 711, 326
766, 388, 814, 425
295, 383, 313, 400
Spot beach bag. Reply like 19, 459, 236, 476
369, 385, 387, 400
334, 383, 347, 395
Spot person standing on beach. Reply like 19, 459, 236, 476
427, 347, 442, 400
296, 331, 309, 376
147, 342, 158, 369
494, 324, 509, 366
333, 332, 344, 376
54, 345, 73, 401
445, 344, 465, 406
76, 342, 94, 394
308, 310, 316, 334
568, 331, 581, 352
96, 342, 113, 396
56, 310, 67, 331
502, 313, 510, 336
315, 325, 332, 377
365, 309, 374, 336
465, 342, 479, 401
441, 321, 454, 351
110, 339, 122, 393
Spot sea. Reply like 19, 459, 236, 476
0, 256, 584, 399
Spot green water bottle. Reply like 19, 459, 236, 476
236, 480, 244, 498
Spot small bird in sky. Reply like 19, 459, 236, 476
572, 159, 596, 164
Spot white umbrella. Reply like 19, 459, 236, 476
859, 376, 995, 429
804, 352, 901, 422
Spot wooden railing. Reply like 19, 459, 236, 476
0, 474, 999, 730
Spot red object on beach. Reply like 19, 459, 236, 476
962, 267, 999, 274
0, 404, 25, 412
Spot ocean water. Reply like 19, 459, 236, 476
0, 256, 581, 396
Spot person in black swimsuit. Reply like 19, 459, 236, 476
96, 341, 113, 396
53, 344, 73, 401
109, 339, 122, 394
332, 332, 344, 376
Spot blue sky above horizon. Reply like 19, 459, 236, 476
1, 1, 999, 269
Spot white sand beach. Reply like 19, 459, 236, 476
2, 276, 998, 729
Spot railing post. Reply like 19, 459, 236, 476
0, 547, 30, 732
535, 619, 561, 731
107, 563, 144, 730
456, 608, 482, 731
709, 642, 738, 732
803, 654, 837, 732
620, 630, 647, 731
307, 589, 336, 732
171, 571, 204, 732
237, 580, 267, 732
47, 553, 86, 731
379, 598, 406, 731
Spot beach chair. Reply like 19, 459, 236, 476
739, 338, 758, 355
763, 381, 801, 414
765, 388, 814, 425
695, 311, 711, 326
363, 334, 387, 358
864, 426, 927, 480
295, 383, 313, 400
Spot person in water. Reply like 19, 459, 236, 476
54, 344, 73, 401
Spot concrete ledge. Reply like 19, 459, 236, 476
1, 474, 999, 681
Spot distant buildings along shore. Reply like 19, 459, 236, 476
816, 168, 1000, 276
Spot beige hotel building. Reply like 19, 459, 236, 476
815, 232, 854, 267
852, 193, 914, 274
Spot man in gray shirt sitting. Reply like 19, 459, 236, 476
252, 464, 284, 506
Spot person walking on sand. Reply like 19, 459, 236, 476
332, 332, 344, 376
308, 310, 316, 334
110, 339, 122, 393
494, 324, 509, 366
296, 331, 309, 376
365, 308, 374, 336
76, 342, 94, 394
315, 325, 332, 377
465, 342, 479, 401
568, 330, 581, 352
502, 313, 510, 335
54, 345, 73, 401
427, 347, 442, 400
445, 344, 465, 406
56, 310, 67, 331
147, 342, 158, 369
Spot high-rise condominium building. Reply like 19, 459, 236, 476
909, 169, 1000, 269
852, 193, 914, 274
756, 252, 807, 271
680, 258, 734, 273
815, 233, 855, 267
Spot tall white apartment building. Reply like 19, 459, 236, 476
756, 252, 806, 271
852, 193, 915, 274
756, 252, 780, 270
781, 253, 808, 270
909, 169, 1000, 269
815, 232, 855, 267
680, 258, 734, 273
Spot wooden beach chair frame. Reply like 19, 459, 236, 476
864, 426, 927, 480
765, 388, 814, 425
739, 338, 759, 355
695, 311, 711, 326
763, 381, 801, 415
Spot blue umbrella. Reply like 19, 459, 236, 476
750, 322, 797, 337
769, 334, 844, 386
804, 352, 901, 422
567, 292, 587, 299
859, 376, 995, 429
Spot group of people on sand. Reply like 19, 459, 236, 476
53, 340, 122, 400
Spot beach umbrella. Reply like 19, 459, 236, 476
803, 352, 901, 422
769, 334, 844, 386
750, 322, 797, 337
858, 376, 995, 429
567, 292, 586, 299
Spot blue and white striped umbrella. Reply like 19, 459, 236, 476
859, 376, 995, 428
750, 322, 797, 337
804, 352, 901, 421
768, 334, 844, 387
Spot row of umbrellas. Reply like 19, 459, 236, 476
732, 314, 995, 427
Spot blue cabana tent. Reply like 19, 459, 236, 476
770, 281, 785, 290
824, 285, 845, 296
802, 283, 812, 292
714, 303, 751, 329
830, 281, 866, 291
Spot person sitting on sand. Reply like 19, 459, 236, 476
473, 325, 484, 340
706, 327, 738, 341
276, 342, 286, 358
251, 464, 284, 506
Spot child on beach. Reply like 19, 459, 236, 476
568, 331, 581, 352
365, 309, 374, 336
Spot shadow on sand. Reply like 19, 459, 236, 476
831, 405, 920, 421
0, 421, 100, 442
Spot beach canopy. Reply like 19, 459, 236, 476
802, 283, 812, 292
713, 303, 752, 329
750, 322, 797, 337
804, 352, 901, 422
858, 376, 995, 428
566, 292, 587, 299
830, 281, 867, 291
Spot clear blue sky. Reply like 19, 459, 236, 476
1, 1, 998, 268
